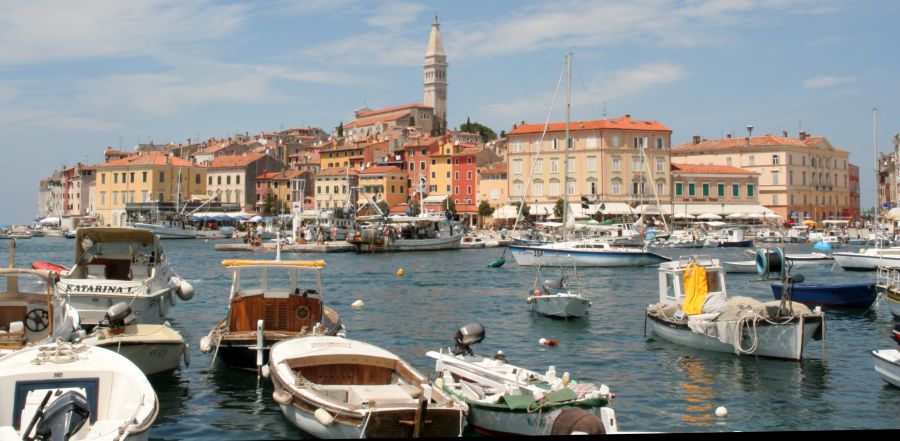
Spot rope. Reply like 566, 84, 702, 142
32, 338, 89, 365
735, 313, 760, 355
358, 407, 373, 439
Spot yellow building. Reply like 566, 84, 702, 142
358, 166, 407, 210
427, 141, 455, 196
477, 163, 508, 209
315, 167, 358, 212
95, 152, 207, 226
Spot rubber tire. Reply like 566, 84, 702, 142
550, 408, 605, 435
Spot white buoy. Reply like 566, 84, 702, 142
352, 299, 365, 309
538, 338, 547, 345
716, 406, 728, 417
199, 336, 211, 353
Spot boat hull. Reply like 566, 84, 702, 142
833, 252, 900, 271
872, 349, 900, 388
646, 314, 823, 360
718, 240, 754, 247
466, 401, 614, 436
530, 294, 590, 318
88, 324, 187, 375
133, 223, 198, 239
62, 288, 178, 329
771, 282, 877, 308
351, 234, 463, 252
510, 245, 669, 267
886, 290, 900, 318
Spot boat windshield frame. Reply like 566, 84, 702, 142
224, 261, 325, 302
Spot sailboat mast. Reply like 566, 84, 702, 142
563, 51, 572, 241
874, 107, 880, 237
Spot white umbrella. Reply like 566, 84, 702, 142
745, 213, 765, 219
726, 213, 745, 219
696, 213, 722, 220
673, 213, 695, 219
763, 212, 781, 219
248, 215, 263, 223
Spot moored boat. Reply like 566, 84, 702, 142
872, 325, 900, 388
833, 247, 900, 271
199, 259, 345, 372
268, 335, 466, 438
874, 267, 900, 318
646, 256, 825, 360
0, 266, 80, 358
348, 215, 463, 252
510, 239, 669, 267
770, 280, 877, 308
57, 228, 194, 330
0, 339, 158, 440
427, 323, 618, 435
526, 266, 590, 319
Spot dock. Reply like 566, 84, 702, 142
214, 242, 355, 253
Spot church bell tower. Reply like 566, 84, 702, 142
424, 15, 447, 134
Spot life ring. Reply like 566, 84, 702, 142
25, 308, 49, 332
296, 305, 310, 320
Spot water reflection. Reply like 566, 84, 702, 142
677, 356, 718, 427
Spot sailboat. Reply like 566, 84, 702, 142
133, 168, 199, 239
527, 261, 591, 318
508, 52, 670, 267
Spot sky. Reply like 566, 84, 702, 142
3, 0, 900, 224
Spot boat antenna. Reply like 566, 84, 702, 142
563, 51, 572, 242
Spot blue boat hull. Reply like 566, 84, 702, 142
771, 282, 877, 308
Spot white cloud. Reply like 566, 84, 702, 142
366, 2, 427, 28
803, 76, 854, 88
0, 0, 245, 65
488, 63, 685, 118
0, 107, 121, 132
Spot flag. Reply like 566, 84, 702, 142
580, 196, 589, 209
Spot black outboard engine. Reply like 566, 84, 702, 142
452, 323, 485, 356
97, 302, 135, 329
26, 390, 91, 441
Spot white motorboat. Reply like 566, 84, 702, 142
348, 215, 463, 252
510, 239, 670, 267
268, 335, 466, 438
460, 235, 497, 249
874, 267, 900, 318
132, 222, 198, 239
645, 257, 825, 360
872, 325, 900, 388
724, 250, 835, 274
0, 339, 158, 440
82, 302, 189, 376
200, 258, 345, 373
834, 247, 900, 271
721, 260, 758, 274
427, 323, 618, 435
57, 228, 195, 330
526, 266, 590, 318
0, 266, 80, 357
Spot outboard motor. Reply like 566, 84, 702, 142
97, 302, 134, 329
25, 390, 91, 441
451, 323, 485, 356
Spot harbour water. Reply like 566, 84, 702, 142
3, 238, 898, 438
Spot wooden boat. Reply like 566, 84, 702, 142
348, 216, 463, 252
268, 335, 466, 438
427, 323, 618, 435
646, 256, 825, 360
526, 265, 590, 319
770, 280, 877, 308
0, 339, 158, 440
83, 302, 189, 376
874, 267, 900, 318
872, 325, 900, 388
57, 228, 195, 330
200, 259, 345, 372
0, 265, 80, 358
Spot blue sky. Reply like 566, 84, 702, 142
3, 0, 899, 223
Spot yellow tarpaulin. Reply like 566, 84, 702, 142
682, 262, 708, 315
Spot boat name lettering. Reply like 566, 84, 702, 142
62, 284, 136, 294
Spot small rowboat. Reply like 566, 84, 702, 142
771, 281, 877, 308
31, 261, 70, 276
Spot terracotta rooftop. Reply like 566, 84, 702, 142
672, 134, 841, 152
479, 164, 508, 174
318, 167, 359, 176
508, 115, 671, 135
671, 163, 758, 175
209, 153, 269, 168
360, 165, 403, 175
98, 151, 198, 168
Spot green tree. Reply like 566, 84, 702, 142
554, 198, 564, 219
337, 122, 343, 137
376, 201, 389, 216
511, 201, 530, 218
478, 200, 495, 227
499, 130, 506, 138
261, 189, 279, 215
445, 197, 457, 217
459, 118, 498, 143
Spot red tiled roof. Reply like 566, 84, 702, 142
209, 153, 268, 168
673, 134, 842, 152
98, 152, 198, 168
356, 103, 432, 118
508, 115, 671, 135
671, 163, 758, 175
452, 147, 481, 157
360, 166, 403, 175
317, 167, 359, 176
479, 164, 507, 174
255, 172, 282, 180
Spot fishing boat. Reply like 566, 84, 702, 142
268, 335, 466, 438
872, 325, 900, 388
526, 264, 590, 318
460, 235, 488, 249
82, 302, 190, 376
874, 267, 900, 318
709, 228, 754, 247
199, 258, 345, 373
0, 267, 80, 357
510, 240, 670, 267
645, 256, 825, 360
0, 339, 158, 440
348, 215, 463, 252
426, 323, 618, 435
770, 280, 877, 308
64, 230, 77, 239
833, 247, 900, 271
56, 228, 194, 330
132, 222, 198, 240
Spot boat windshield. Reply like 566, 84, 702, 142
79, 241, 153, 265
235, 267, 320, 297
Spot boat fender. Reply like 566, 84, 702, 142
261, 365, 270, 379
182, 343, 191, 367
199, 336, 212, 353
549, 408, 605, 435
351, 300, 365, 309
158, 296, 169, 318
273, 390, 293, 405
314, 408, 335, 426
526, 297, 534, 303
533, 289, 542, 296
174, 278, 195, 301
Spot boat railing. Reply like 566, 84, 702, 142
670, 255, 718, 269
876, 266, 900, 291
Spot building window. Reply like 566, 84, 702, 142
656, 157, 664, 172
772, 171, 780, 185
675, 182, 683, 196
454, 172, 459, 180
467, 171, 472, 180
208, 176, 212, 185
726, 157, 732, 166
611, 136, 620, 148
534, 181, 543, 196
236, 175, 241, 184
513, 159, 522, 174
114, 174, 118, 184
431, 171, 436, 179
551, 159, 559, 173
534, 159, 542, 173
631, 156, 644, 172
747, 184, 755, 197
420, 161, 426, 171
612, 157, 621, 172
159, 172, 165, 183
587, 137, 598, 149
101, 174, 105, 184
589, 180, 598, 195
773, 194, 780, 205
612, 179, 622, 195
550, 180, 559, 196
467, 185, 472, 194
688, 183, 696, 196
100, 192, 106, 205
567, 158, 574, 173
748, 156, 755, 166
772, 154, 780, 165
129, 172, 134, 183
732, 184, 740, 197
633, 136, 647, 149
717, 183, 725, 197
656, 180, 664, 195
702, 183, 709, 197
513, 181, 523, 196
587, 157, 597, 172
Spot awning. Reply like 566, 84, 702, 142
672, 203, 775, 216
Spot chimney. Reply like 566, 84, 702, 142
692, 135, 701, 145
726, 133, 732, 139
624, 114, 631, 119
783, 130, 788, 137
799, 131, 808, 141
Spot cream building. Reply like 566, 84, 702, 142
506, 115, 672, 216
94, 152, 207, 226
315, 167, 358, 212
672, 131, 852, 220
207, 153, 283, 212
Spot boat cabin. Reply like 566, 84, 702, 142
657, 257, 727, 306
222, 260, 327, 335
0, 269, 63, 350
65, 228, 162, 282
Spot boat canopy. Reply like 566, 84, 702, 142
74, 227, 159, 264
222, 259, 326, 269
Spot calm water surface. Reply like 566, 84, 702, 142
3, 238, 898, 437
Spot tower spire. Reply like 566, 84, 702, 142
424, 15, 448, 134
